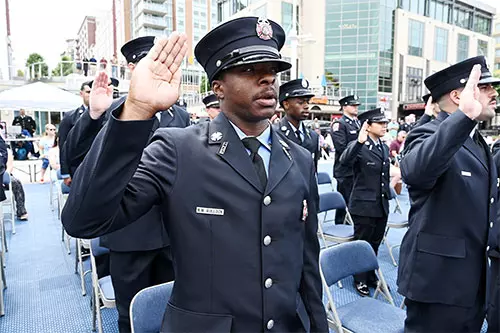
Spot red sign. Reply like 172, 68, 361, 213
403, 103, 425, 110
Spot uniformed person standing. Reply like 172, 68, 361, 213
202, 93, 221, 121
339, 108, 390, 296
275, 78, 320, 170
62, 17, 328, 332
398, 56, 499, 332
63, 37, 177, 333
331, 95, 361, 224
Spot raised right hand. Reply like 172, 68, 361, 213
123, 32, 188, 120
358, 121, 369, 144
89, 71, 113, 120
424, 95, 434, 116
459, 64, 482, 120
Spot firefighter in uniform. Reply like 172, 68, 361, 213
275, 78, 320, 170
62, 17, 328, 332
202, 93, 221, 121
339, 108, 390, 296
331, 95, 361, 224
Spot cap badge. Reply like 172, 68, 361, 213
256, 18, 273, 41
460, 78, 467, 84
211, 132, 223, 142
301, 79, 308, 88
354, 95, 358, 100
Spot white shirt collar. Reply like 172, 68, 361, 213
229, 121, 272, 151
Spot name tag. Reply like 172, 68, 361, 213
350, 130, 357, 134
461, 171, 472, 177
196, 207, 225, 216
367, 162, 376, 166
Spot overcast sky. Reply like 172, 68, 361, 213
7, 0, 500, 69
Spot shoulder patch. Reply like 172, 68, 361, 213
332, 123, 340, 132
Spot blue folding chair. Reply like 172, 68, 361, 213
130, 281, 174, 333
317, 192, 355, 247
383, 187, 410, 266
89, 238, 115, 333
320, 241, 405, 333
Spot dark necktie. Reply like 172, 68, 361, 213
242, 137, 267, 189
355, 120, 361, 129
473, 131, 487, 162
295, 130, 302, 144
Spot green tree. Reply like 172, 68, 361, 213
199, 75, 210, 94
494, 70, 500, 96
26, 53, 48, 79
324, 71, 340, 88
52, 55, 74, 77
16, 69, 24, 77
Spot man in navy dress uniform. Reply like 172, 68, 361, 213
62, 17, 328, 333
331, 95, 361, 224
398, 56, 500, 332
202, 93, 221, 121
63, 36, 179, 333
275, 78, 319, 170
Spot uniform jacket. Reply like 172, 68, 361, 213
12, 115, 36, 136
398, 110, 498, 307
331, 115, 359, 178
62, 105, 328, 333
339, 138, 390, 218
63, 96, 168, 253
59, 105, 86, 176
158, 104, 191, 128
274, 117, 320, 170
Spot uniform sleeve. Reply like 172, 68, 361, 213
413, 114, 432, 129
58, 116, 73, 176
339, 140, 363, 167
64, 111, 107, 177
331, 121, 348, 157
300, 160, 328, 333
400, 110, 476, 190
61, 103, 178, 239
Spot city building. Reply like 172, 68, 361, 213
0, 0, 14, 80
494, 15, 500, 70
76, 16, 97, 60
64, 39, 78, 60
309, 0, 496, 119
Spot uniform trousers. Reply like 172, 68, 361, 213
110, 247, 175, 333
487, 257, 499, 333
351, 214, 387, 284
404, 283, 486, 333
335, 177, 354, 224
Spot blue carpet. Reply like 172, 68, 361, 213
0, 183, 118, 333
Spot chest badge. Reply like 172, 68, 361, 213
210, 132, 223, 142
302, 200, 308, 222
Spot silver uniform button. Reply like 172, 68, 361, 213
382, 173, 385, 176
491, 198, 495, 204
267, 319, 274, 330
263, 236, 272, 246
263, 196, 272, 206
265, 278, 273, 289
491, 222, 494, 228
381, 183, 384, 187
487, 246, 490, 251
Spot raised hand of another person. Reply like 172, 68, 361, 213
459, 64, 482, 121
424, 95, 434, 117
357, 121, 369, 144
123, 32, 188, 120
89, 71, 114, 120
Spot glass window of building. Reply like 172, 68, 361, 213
454, 7, 472, 30
496, 49, 500, 57
428, 0, 450, 24
477, 40, 488, 57
457, 34, 469, 62
406, 67, 423, 102
474, 15, 491, 35
280, 57, 291, 83
282, 2, 293, 35
496, 36, 500, 45
408, 19, 424, 57
434, 27, 448, 62
253, 4, 267, 18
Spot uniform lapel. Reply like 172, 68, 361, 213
279, 118, 301, 145
463, 136, 488, 172
368, 137, 383, 160
209, 113, 264, 193
160, 109, 174, 127
266, 129, 293, 194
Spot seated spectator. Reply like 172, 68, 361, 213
39, 124, 57, 183
3, 148, 28, 220
389, 130, 406, 164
